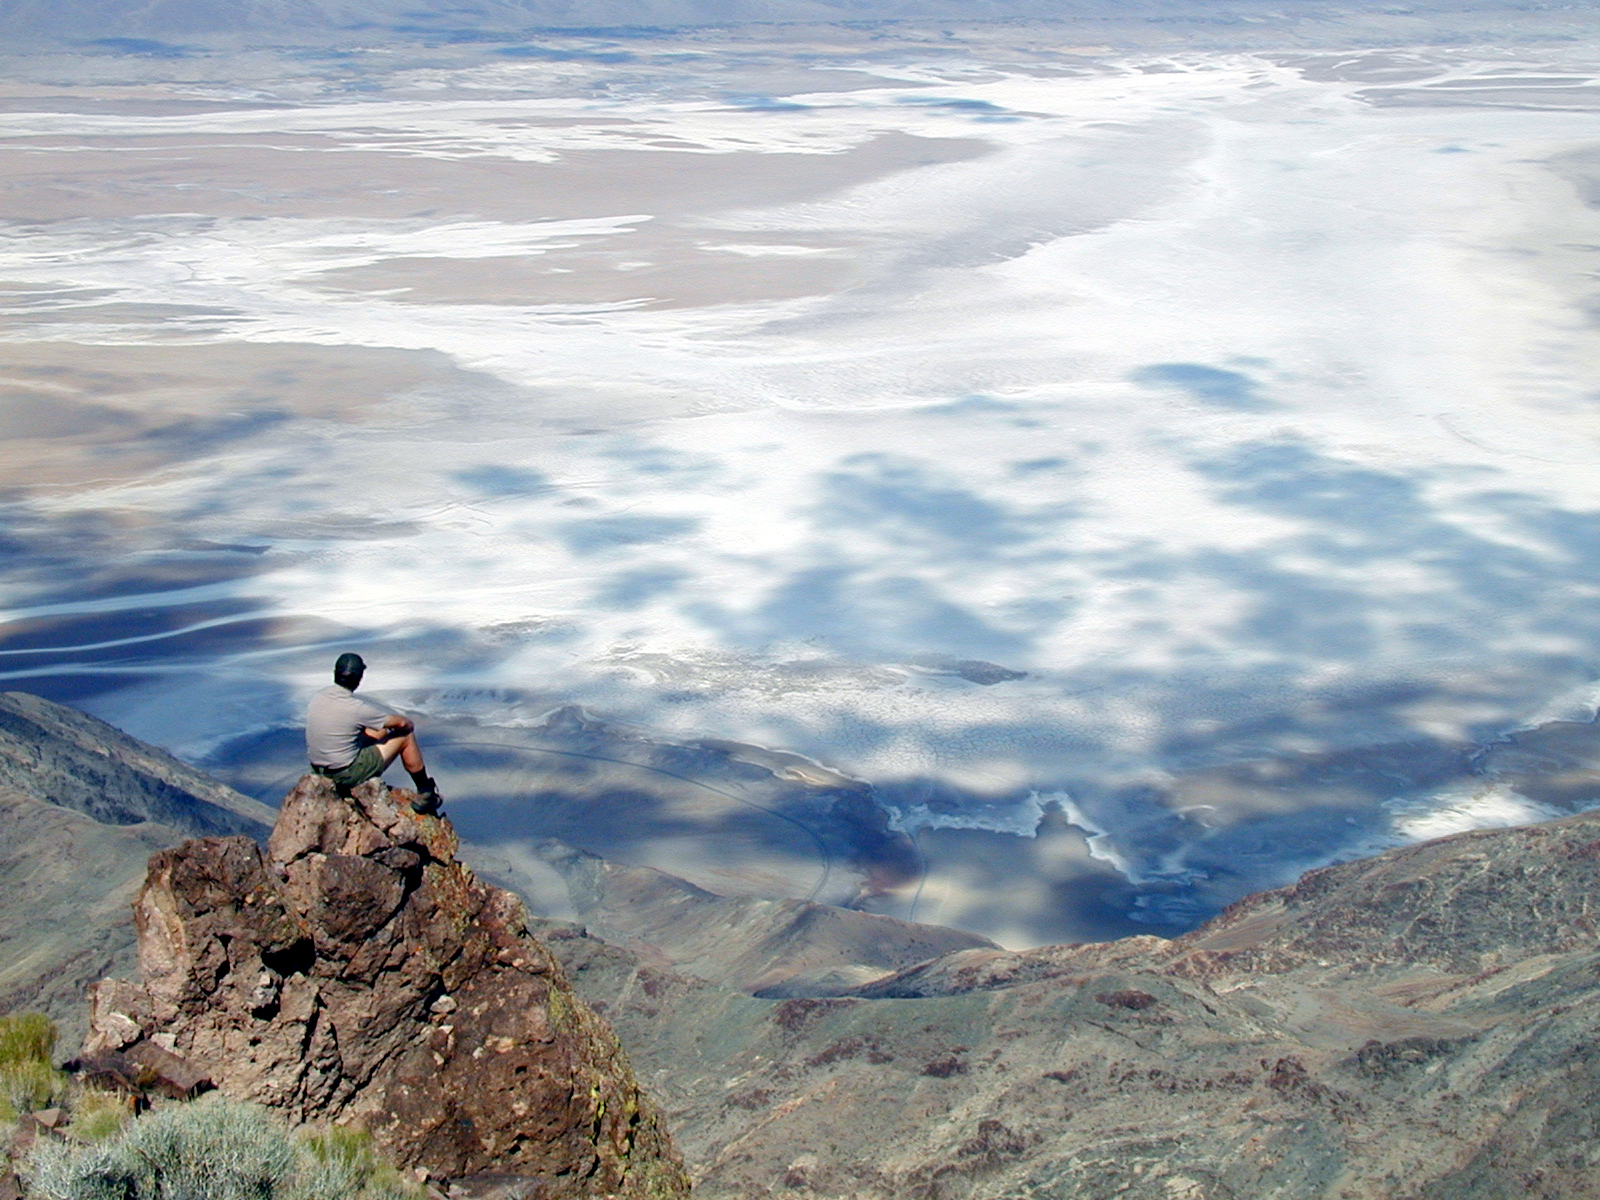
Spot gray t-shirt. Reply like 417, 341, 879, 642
306, 684, 391, 769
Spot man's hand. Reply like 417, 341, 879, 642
364, 715, 415, 741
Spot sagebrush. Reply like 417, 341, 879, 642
26, 1096, 424, 1200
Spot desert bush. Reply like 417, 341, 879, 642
28, 1096, 293, 1200
0, 1062, 64, 1121
65, 1090, 131, 1145
25, 1097, 423, 1200
293, 1126, 422, 1200
0, 1013, 65, 1119
0, 1015, 56, 1069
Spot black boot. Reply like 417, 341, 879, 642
411, 791, 442, 816
409, 771, 442, 815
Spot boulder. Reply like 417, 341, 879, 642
85, 776, 689, 1198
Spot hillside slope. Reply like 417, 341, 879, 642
0, 692, 274, 837
473, 838, 994, 995
7, 690, 1600, 1195
537, 809, 1600, 1199
0, 789, 176, 1041
0, 692, 277, 1045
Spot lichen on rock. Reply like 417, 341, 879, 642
83, 775, 690, 1198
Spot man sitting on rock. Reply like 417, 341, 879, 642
306, 652, 442, 815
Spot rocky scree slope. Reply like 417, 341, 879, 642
532, 808, 1600, 1200
84, 775, 690, 1198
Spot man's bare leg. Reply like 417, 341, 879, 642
374, 730, 442, 813
375, 730, 426, 774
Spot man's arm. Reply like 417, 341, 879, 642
362, 714, 415, 742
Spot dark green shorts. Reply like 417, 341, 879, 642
315, 743, 386, 789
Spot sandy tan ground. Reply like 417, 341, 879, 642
0, 93, 995, 482
0, 130, 993, 221
0, 341, 479, 488
310, 227, 868, 308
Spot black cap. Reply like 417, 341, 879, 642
333, 653, 366, 684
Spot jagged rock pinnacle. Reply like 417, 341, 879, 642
84, 775, 690, 1198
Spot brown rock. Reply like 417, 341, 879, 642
122, 1041, 211, 1099
9, 1114, 60, 1159
85, 775, 689, 1198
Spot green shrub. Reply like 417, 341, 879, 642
25, 1097, 423, 1200
294, 1126, 423, 1200
0, 1013, 65, 1119
0, 1061, 65, 1120
0, 1015, 56, 1069
64, 1089, 131, 1145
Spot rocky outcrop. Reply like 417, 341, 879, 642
84, 775, 690, 1198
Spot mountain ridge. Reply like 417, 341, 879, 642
850, 808, 1600, 998
527, 807, 1600, 1198
0, 0, 1554, 47
6, 691, 1600, 1195
0, 691, 275, 838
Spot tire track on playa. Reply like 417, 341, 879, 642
906, 826, 931, 926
